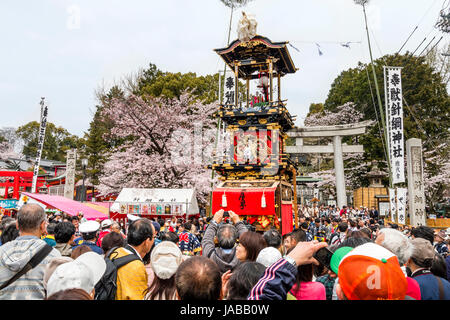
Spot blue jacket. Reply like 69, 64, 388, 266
72, 240, 104, 255
248, 258, 297, 300
446, 255, 450, 282
412, 269, 450, 300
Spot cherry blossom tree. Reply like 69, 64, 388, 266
97, 92, 218, 203
423, 141, 450, 211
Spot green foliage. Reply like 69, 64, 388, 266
16, 121, 81, 162
324, 53, 450, 152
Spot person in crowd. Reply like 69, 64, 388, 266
101, 231, 125, 255
335, 243, 411, 300
71, 245, 92, 259
43, 256, 73, 292
406, 237, 450, 300
0, 204, 61, 299
96, 219, 113, 248
308, 218, 321, 238
287, 246, 326, 300
222, 261, 265, 300
263, 228, 282, 250
431, 253, 448, 280
46, 288, 93, 300
300, 222, 313, 242
145, 241, 183, 300
201, 209, 247, 274
160, 231, 179, 244
248, 241, 328, 300
236, 230, 266, 262
329, 222, 348, 246
71, 216, 81, 238
46, 251, 106, 299
0, 216, 15, 245
54, 221, 76, 257
177, 222, 201, 256
0, 221, 19, 245
256, 246, 282, 268
375, 228, 421, 300
72, 220, 103, 255
175, 256, 222, 300
78, 212, 87, 224
434, 230, 449, 257
411, 225, 434, 244
283, 229, 307, 254
109, 218, 155, 300
42, 222, 57, 247
152, 221, 162, 246
111, 221, 126, 239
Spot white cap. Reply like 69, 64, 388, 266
46, 252, 106, 297
79, 220, 100, 233
127, 214, 141, 222
151, 241, 183, 280
256, 247, 282, 268
101, 219, 112, 229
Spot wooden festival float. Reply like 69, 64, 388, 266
209, 33, 299, 235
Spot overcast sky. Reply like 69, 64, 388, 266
0, 0, 447, 137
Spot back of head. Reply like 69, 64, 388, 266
226, 262, 265, 300
0, 222, 19, 245
430, 253, 447, 279
338, 222, 348, 233
101, 231, 125, 254
410, 237, 435, 269
263, 229, 281, 248
378, 228, 413, 265
411, 226, 434, 245
290, 229, 306, 243
175, 256, 221, 300
71, 245, 92, 260
17, 203, 46, 233
217, 224, 237, 249
46, 288, 93, 300
300, 222, 308, 230
127, 218, 154, 246
160, 231, 179, 244
239, 231, 267, 261
55, 222, 76, 244
337, 236, 372, 250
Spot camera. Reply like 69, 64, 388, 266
223, 211, 229, 217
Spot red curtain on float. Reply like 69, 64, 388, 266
281, 203, 293, 235
211, 187, 276, 216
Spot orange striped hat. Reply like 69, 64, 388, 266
338, 243, 407, 300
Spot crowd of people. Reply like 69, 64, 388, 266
0, 203, 449, 300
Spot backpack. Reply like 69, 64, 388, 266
94, 246, 140, 300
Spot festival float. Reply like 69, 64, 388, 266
209, 13, 298, 235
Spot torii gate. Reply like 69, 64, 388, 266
286, 120, 374, 209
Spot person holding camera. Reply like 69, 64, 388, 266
201, 209, 248, 274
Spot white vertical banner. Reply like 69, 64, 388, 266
31, 100, 48, 193
64, 149, 77, 200
406, 139, 427, 226
223, 69, 236, 107
384, 67, 405, 184
396, 187, 407, 225
389, 188, 396, 222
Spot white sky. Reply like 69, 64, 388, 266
0, 0, 447, 137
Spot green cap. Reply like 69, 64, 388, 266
330, 246, 354, 275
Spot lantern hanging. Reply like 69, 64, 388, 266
222, 192, 228, 207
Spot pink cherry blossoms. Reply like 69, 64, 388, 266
97, 92, 219, 203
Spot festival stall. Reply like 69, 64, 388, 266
18, 192, 108, 221
109, 188, 199, 225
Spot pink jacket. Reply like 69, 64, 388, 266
289, 281, 326, 300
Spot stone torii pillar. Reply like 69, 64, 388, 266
286, 121, 373, 209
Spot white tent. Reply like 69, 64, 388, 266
110, 188, 199, 217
